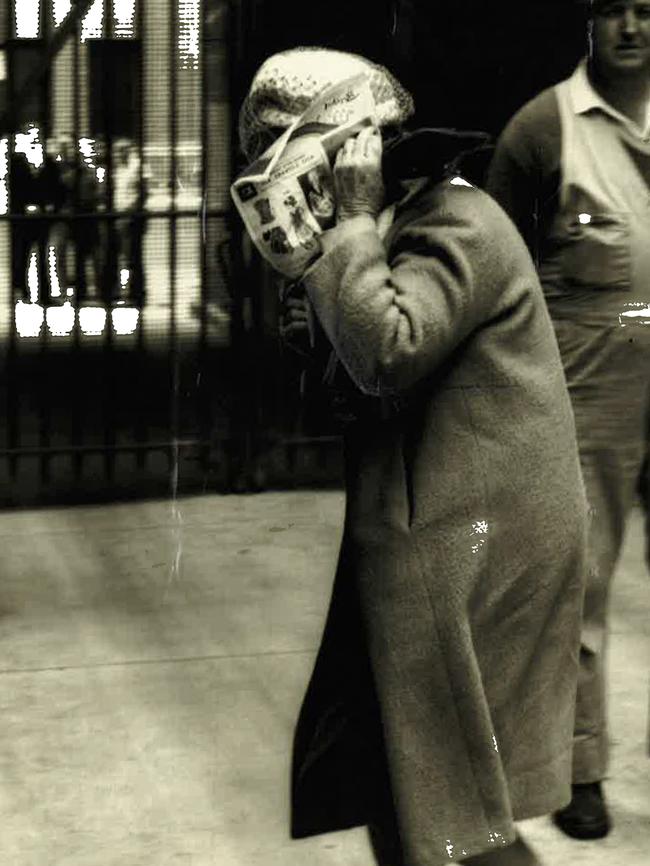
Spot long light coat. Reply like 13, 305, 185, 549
290, 177, 588, 865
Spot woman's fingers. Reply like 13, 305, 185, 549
281, 318, 308, 333
283, 313, 308, 328
331, 126, 385, 221
368, 128, 382, 161
338, 132, 364, 163
280, 302, 308, 327
279, 318, 310, 349
356, 125, 375, 148
333, 138, 382, 184
335, 140, 352, 168
335, 126, 382, 169
283, 302, 308, 324
358, 125, 382, 161
284, 297, 307, 312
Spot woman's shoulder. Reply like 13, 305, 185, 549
395, 175, 539, 291
400, 175, 518, 240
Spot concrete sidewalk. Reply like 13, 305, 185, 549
0, 491, 647, 865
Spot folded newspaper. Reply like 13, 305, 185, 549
231, 74, 376, 279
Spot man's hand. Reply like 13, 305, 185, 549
333, 126, 385, 223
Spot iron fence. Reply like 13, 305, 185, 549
0, 0, 344, 507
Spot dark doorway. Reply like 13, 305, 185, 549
88, 40, 141, 140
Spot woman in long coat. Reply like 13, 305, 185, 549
240, 50, 589, 866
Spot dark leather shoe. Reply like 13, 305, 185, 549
553, 782, 611, 839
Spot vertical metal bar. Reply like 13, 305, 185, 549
226, 0, 248, 491
169, 0, 179, 486
6, 0, 18, 484
41, 0, 48, 139
103, 271, 117, 483
98, 0, 117, 482
72, 0, 83, 484
240, 0, 269, 490
134, 1, 146, 471
39, 0, 52, 488
197, 0, 209, 480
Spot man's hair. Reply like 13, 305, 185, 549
583, 0, 637, 14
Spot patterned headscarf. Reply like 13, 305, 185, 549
239, 47, 415, 162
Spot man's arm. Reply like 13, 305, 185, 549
486, 88, 562, 264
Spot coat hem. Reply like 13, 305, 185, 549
510, 747, 574, 821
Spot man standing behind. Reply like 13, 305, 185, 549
487, 0, 650, 842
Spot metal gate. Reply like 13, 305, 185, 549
0, 1, 591, 506
0, 0, 344, 507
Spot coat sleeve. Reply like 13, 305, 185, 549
301, 185, 500, 397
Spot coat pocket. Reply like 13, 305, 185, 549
561, 211, 630, 291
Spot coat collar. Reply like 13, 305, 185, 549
382, 126, 492, 198
380, 126, 490, 251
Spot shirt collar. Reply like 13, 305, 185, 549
568, 58, 650, 138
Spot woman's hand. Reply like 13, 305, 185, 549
279, 293, 311, 356
333, 126, 385, 223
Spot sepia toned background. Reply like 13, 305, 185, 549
0, 0, 588, 506
1, 4, 648, 866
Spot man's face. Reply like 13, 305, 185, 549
592, 2, 650, 78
